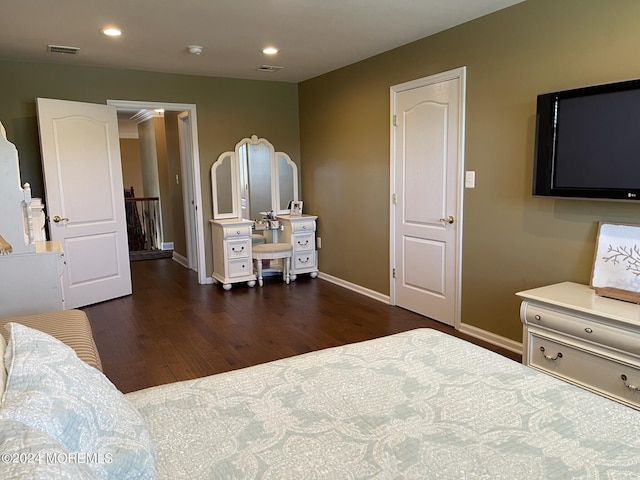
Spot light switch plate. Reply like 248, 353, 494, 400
465, 171, 476, 188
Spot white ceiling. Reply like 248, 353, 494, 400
0, 0, 523, 83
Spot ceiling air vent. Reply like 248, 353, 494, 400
256, 65, 283, 73
47, 45, 80, 55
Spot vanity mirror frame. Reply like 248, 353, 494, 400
211, 135, 299, 220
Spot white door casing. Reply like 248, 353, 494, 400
390, 67, 466, 328
108, 100, 206, 284
37, 98, 132, 308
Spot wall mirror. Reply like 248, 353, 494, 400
211, 135, 298, 220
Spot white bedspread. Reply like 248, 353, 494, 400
126, 329, 640, 479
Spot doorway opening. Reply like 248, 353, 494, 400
108, 100, 206, 284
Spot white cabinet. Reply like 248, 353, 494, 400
518, 282, 640, 409
0, 241, 65, 317
278, 215, 318, 281
209, 219, 256, 290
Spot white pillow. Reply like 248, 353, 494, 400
0, 332, 6, 398
0, 322, 156, 480
0, 418, 101, 480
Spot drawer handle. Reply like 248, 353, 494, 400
534, 314, 541, 321
297, 240, 309, 246
232, 246, 245, 253
236, 230, 241, 235
584, 327, 593, 334
539, 346, 562, 361
299, 257, 310, 264
621, 374, 640, 392
302, 225, 307, 230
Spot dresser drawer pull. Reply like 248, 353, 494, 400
584, 327, 593, 334
621, 374, 640, 392
534, 314, 541, 321
298, 256, 311, 264
231, 246, 245, 253
539, 346, 562, 361
297, 240, 309, 246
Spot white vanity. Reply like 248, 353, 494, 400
518, 282, 640, 409
210, 135, 318, 289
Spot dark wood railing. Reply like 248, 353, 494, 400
125, 196, 160, 252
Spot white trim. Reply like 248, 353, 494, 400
458, 322, 523, 356
172, 251, 189, 268
107, 100, 207, 285
389, 66, 467, 329
318, 272, 390, 304
320, 270, 523, 356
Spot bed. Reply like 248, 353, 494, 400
2, 325, 640, 479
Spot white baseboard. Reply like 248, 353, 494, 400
318, 271, 390, 304
458, 322, 523, 356
318, 271, 523, 356
172, 252, 189, 268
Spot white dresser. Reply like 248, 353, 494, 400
278, 214, 319, 281
209, 219, 256, 290
0, 241, 65, 317
518, 282, 640, 409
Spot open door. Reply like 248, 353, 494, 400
37, 98, 132, 308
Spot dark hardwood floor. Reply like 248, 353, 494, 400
83, 259, 520, 394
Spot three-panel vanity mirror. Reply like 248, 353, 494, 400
211, 135, 298, 220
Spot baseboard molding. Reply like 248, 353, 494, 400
318, 271, 523, 356
458, 322, 523, 355
172, 252, 189, 268
318, 271, 390, 304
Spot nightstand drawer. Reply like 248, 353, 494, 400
293, 252, 316, 270
222, 226, 251, 239
523, 303, 640, 356
529, 333, 640, 409
291, 220, 315, 233
293, 232, 314, 252
227, 258, 252, 278
226, 239, 250, 259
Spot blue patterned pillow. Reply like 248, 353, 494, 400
0, 322, 156, 480
0, 418, 101, 480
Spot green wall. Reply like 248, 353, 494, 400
0, 61, 299, 276
298, 0, 640, 341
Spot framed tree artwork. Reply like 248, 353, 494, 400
591, 222, 640, 303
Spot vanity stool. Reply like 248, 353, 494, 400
252, 243, 292, 286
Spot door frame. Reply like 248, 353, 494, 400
107, 99, 207, 284
389, 67, 466, 329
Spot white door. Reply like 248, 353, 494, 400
390, 68, 465, 327
178, 111, 198, 270
37, 98, 132, 309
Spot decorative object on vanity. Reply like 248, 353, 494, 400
591, 222, 640, 303
518, 282, 640, 410
290, 200, 303, 216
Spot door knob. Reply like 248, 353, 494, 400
52, 215, 70, 223
439, 215, 455, 224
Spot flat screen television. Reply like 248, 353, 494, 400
533, 78, 640, 201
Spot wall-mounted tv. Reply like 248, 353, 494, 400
533, 78, 640, 201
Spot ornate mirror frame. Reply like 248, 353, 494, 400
211, 135, 299, 220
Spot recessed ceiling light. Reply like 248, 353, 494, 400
101, 26, 122, 37
262, 47, 279, 55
